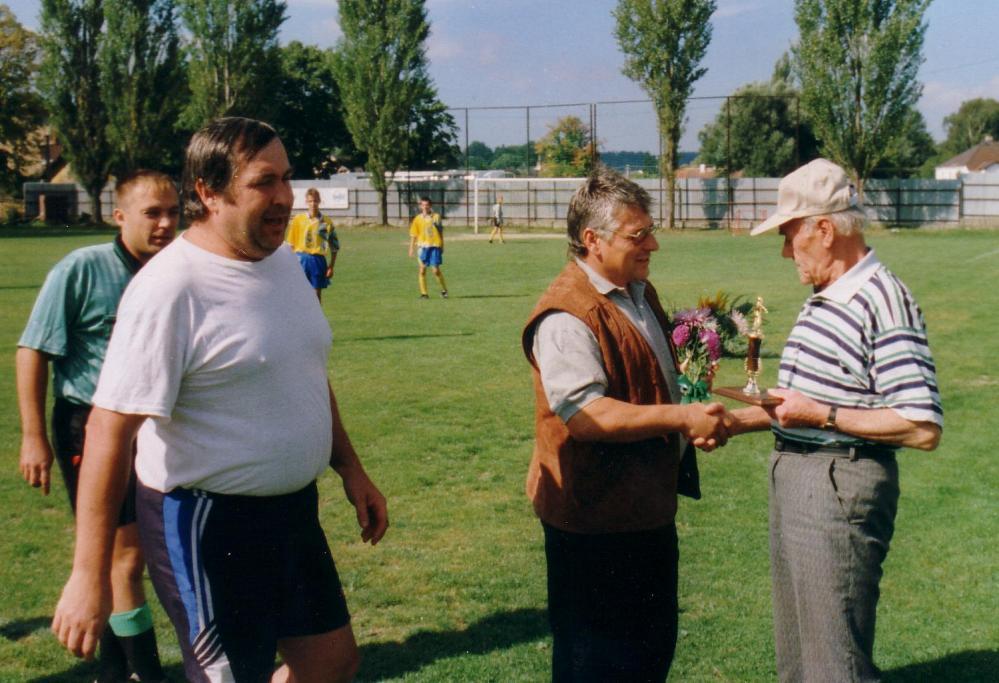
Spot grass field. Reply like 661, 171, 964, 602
0, 225, 996, 682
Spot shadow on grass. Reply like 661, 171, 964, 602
0, 284, 43, 291
883, 649, 998, 682
1, 616, 51, 641
453, 293, 529, 299
356, 607, 548, 681
29, 662, 188, 682
338, 332, 474, 343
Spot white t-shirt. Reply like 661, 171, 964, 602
93, 237, 333, 496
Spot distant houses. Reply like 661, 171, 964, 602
935, 137, 999, 180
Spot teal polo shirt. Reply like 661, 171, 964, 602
18, 237, 141, 406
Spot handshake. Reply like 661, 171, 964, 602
681, 401, 740, 452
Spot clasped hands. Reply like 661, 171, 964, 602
683, 401, 737, 452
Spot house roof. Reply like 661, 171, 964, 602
939, 139, 999, 170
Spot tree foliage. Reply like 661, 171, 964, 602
793, 0, 930, 195
39, 0, 111, 221
0, 4, 45, 195
100, 0, 186, 178
535, 115, 593, 177
614, 0, 716, 227
178, 0, 286, 129
271, 41, 358, 178
407, 78, 460, 170
332, 0, 433, 224
939, 98, 999, 157
875, 105, 934, 177
698, 57, 819, 177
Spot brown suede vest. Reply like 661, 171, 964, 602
522, 261, 682, 534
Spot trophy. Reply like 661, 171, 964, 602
714, 297, 783, 406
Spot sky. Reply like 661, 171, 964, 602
7, 0, 998, 153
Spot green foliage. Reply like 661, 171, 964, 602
939, 97, 999, 158
793, 0, 931, 195
614, 0, 716, 227
406, 79, 461, 170
38, 0, 111, 221
874, 106, 935, 177
534, 115, 593, 177
0, 5, 45, 196
271, 41, 359, 178
333, 0, 433, 224
177, 0, 286, 129
99, 0, 187, 178
0, 228, 996, 680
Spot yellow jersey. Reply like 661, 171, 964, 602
409, 212, 443, 248
285, 213, 338, 256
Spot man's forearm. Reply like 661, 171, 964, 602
328, 384, 362, 474
71, 408, 145, 576
16, 347, 50, 438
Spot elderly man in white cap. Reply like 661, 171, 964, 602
729, 158, 943, 682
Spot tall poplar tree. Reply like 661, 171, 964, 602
100, 0, 187, 177
332, 0, 431, 225
0, 5, 45, 195
39, 0, 111, 221
793, 0, 930, 196
614, 0, 716, 228
178, 0, 286, 128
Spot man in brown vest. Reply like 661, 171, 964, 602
522, 166, 733, 681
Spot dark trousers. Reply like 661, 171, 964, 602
543, 522, 679, 682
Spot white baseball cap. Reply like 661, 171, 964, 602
751, 158, 859, 236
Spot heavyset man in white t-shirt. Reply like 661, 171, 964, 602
51, 117, 388, 683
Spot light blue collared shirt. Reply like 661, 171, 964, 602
533, 259, 682, 423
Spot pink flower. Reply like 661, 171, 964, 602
730, 309, 750, 336
672, 324, 692, 348
700, 328, 722, 361
674, 307, 711, 327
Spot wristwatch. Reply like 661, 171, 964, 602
822, 405, 838, 430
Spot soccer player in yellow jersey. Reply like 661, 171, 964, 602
286, 187, 339, 301
408, 196, 449, 299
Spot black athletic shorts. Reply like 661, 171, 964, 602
137, 479, 351, 682
51, 397, 137, 526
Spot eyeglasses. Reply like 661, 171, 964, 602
600, 223, 660, 242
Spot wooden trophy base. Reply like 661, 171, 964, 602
714, 385, 783, 407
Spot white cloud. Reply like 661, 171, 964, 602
921, 75, 999, 138
713, 0, 766, 20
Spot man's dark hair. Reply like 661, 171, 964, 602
566, 165, 652, 257
419, 196, 432, 204
115, 169, 176, 205
182, 117, 279, 222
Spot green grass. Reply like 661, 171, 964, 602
1, 226, 996, 681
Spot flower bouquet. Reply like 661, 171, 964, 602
670, 292, 752, 404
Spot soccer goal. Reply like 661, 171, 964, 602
471, 176, 587, 233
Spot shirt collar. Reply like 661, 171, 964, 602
574, 257, 646, 304
113, 235, 143, 274
813, 248, 880, 304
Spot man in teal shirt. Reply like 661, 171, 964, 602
16, 170, 179, 682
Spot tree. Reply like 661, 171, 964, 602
875, 106, 934, 177
100, 0, 187, 178
793, 0, 930, 197
271, 41, 357, 178
406, 79, 460, 170
0, 4, 45, 195
490, 143, 536, 175
39, 0, 111, 222
178, 0, 286, 129
466, 141, 494, 169
939, 98, 999, 157
697, 57, 819, 177
332, 0, 432, 225
535, 115, 593, 177
615, 0, 716, 228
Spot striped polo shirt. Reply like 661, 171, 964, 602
775, 249, 943, 447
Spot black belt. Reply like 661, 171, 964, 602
774, 436, 896, 461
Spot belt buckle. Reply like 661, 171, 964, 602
848, 446, 859, 461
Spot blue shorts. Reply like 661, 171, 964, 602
137, 480, 350, 682
418, 246, 443, 267
296, 252, 330, 289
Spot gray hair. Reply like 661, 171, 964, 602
802, 207, 867, 236
566, 165, 651, 257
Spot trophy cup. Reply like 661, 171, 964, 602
715, 297, 782, 406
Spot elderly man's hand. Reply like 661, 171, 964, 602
765, 388, 827, 429
684, 402, 735, 451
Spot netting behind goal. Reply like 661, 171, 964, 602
470, 176, 587, 232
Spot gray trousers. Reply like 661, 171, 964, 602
769, 450, 899, 683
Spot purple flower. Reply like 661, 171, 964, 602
673, 307, 711, 327
672, 324, 692, 348
730, 309, 750, 336
700, 328, 722, 361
